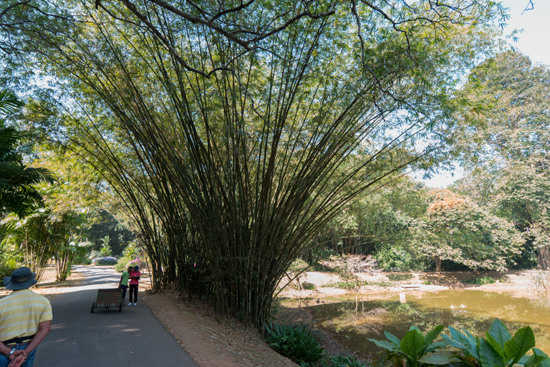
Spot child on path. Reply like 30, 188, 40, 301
118, 266, 132, 306
128, 266, 141, 307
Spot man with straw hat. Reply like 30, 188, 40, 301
0, 267, 52, 367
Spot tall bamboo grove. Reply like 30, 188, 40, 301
21, 0, 503, 326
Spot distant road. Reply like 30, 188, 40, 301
34, 265, 198, 367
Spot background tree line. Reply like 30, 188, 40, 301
304, 50, 550, 273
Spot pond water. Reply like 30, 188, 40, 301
306, 290, 550, 359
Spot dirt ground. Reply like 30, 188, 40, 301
141, 289, 298, 367
277, 269, 535, 299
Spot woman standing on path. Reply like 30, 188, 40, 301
128, 266, 141, 307
118, 267, 132, 306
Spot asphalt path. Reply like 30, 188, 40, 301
34, 266, 198, 367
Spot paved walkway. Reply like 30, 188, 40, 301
34, 266, 198, 367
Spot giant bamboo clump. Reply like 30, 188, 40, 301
18, 0, 503, 326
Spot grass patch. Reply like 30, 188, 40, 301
386, 274, 413, 282
322, 280, 393, 289
465, 276, 496, 285
302, 282, 316, 290
365, 281, 393, 287
334, 281, 361, 290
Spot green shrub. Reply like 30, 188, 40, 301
372, 319, 550, 367
465, 275, 496, 285
325, 355, 365, 367
72, 253, 91, 265
309, 248, 337, 265
376, 246, 413, 271
0, 258, 18, 281
334, 280, 361, 289
387, 274, 413, 282
115, 256, 132, 272
265, 323, 325, 366
443, 319, 548, 367
92, 256, 118, 266
122, 241, 140, 258
302, 282, 315, 290
369, 324, 454, 367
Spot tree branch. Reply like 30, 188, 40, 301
0, 1, 31, 21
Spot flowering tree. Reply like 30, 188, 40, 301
411, 190, 523, 272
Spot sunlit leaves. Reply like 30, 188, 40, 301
411, 189, 523, 271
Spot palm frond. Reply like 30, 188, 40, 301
0, 90, 24, 116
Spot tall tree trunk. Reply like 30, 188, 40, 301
434, 256, 442, 272
538, 246, 550, 270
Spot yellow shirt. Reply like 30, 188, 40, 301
0, 289, 53, 342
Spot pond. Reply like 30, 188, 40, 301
306, 290, 550, 359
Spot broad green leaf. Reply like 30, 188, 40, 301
368, 339, 400, 352
489, 319, 512, 348
463, 329, 482, 360
419, 351, 461, 365
538, 359, 550, 367
519, 355, 531, 365
425, 342, 447, 354
464, 328, 477, 342
479, 338, 506, 367
410, 326, 422, 334
447, 327, 480, 360
442, 334, 467, 351
400, 330, 424, 358
486, 333, 506, 358
504, 327, 535, 365
524, 348, 549, 367
449, 327, 469, 345
424, 325, 445, 346
384, 331, 401, 346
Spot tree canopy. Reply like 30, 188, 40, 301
0, 89, 53, 217
452, 51, 550, 268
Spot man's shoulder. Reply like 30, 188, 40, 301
0, 289, 49, 304
17, 290, 50, 303
30, 290, 50, 303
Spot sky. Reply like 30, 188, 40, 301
422, 0, 550, 188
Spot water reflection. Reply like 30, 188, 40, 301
306, 290, 550, 359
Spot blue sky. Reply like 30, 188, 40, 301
422, 0, 550, 188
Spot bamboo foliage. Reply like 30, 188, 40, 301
22, 1, 501, 325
